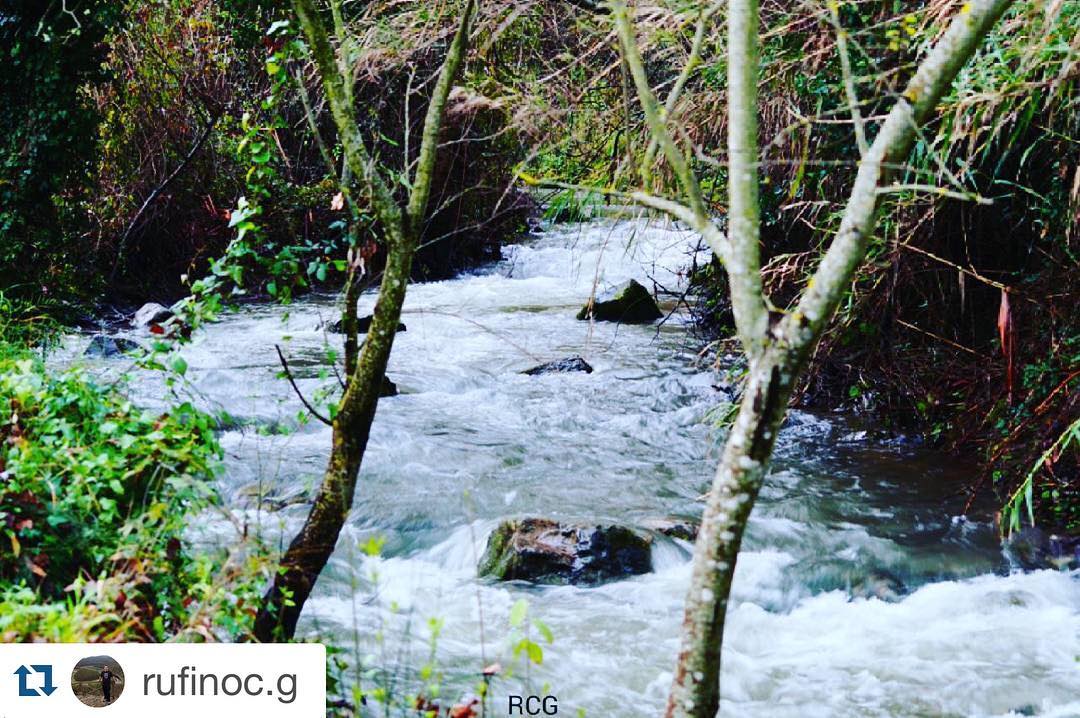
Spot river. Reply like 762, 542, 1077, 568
71, 218, 1080, 717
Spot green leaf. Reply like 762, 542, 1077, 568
526, 641, 543, 665
170, 356, 188, 376
509, 598, 528, 628
534, 619, 554, 644
1024, 480, 1034, 527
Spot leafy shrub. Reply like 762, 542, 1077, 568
0, 354, 221, 629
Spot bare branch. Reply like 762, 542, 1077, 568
723, 0, 770, 359
275, 344, 332, 426
406, 0, 478, 233
827, 0, 869, 157
642, 3, 721, 187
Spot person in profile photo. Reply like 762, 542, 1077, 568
71, 656, 125, 708
100, 665, 117, 704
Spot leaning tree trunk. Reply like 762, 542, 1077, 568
253, 0, 476, 642
253, 238, 415, 641
664, 1, 1016, 716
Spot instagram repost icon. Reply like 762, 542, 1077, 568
71, 656, 125, 708
13, 664, 57, 697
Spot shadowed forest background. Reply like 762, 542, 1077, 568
0, 0, 1077, 716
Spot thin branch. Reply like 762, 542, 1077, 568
895, 318, 988, 358
111, 113, 220, 280
275, 344, 333, 426
405, 0, 478, 232
876, 183, 993, 203
611, 1, 709, 219
827, 1, 869, 157
642, 3, 720, 187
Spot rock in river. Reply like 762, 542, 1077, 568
1005, 526, 1079, 571
641, 517, 699, 542
850, 569, 908, 603
576, 279, 662, 324
84, 335, 140, 358
320, 314, 407, 334
132, 302, 174, 328
478, 518, 652, 585
521, 357, 593, 375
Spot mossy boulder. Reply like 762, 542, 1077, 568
521, 356, 593, 375
576, 279, 662, 324
478, 518, 652, 585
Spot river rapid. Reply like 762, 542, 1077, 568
69, 218, 1079, 717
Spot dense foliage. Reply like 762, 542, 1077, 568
0, 0, 119, 309
0, 347, 225, 637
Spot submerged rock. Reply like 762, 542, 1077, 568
642, 517, 699, 542
1004, 526, 1079, 571
521, 357, 593, 375
237, 484, 309, 512
320, 314, 407, 334
576, 279, 662, 324
850, 569, 908, 603
132, 302, 174, 328
84, 335, 139, 358
479, 518, 652, 585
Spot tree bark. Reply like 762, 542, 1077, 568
663, 1, 1015, 716
253, 0, 476, 642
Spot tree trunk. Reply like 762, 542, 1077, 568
253, 0, 476, 642
665, 1, 1016, 715
254, 240, 415, 640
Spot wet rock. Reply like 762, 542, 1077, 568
479, 518, 652, 585
132, 302, 174, 328
850, 569, 908, 602
1004, 526, 1079, 571
380, 376, 398, 397
641, 517, 699, 542
84, 335, 139, 358
711, 380, 740, 403
521, 357, 593, 375
576, 279, 662, 324
237, 484, 309, 512
320, 315, 406, 334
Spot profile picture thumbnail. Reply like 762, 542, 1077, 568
71, 655, 125, 708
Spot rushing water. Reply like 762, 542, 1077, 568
68, 219, 1079, 717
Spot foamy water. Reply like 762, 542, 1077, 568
64, 218, 1080, 716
